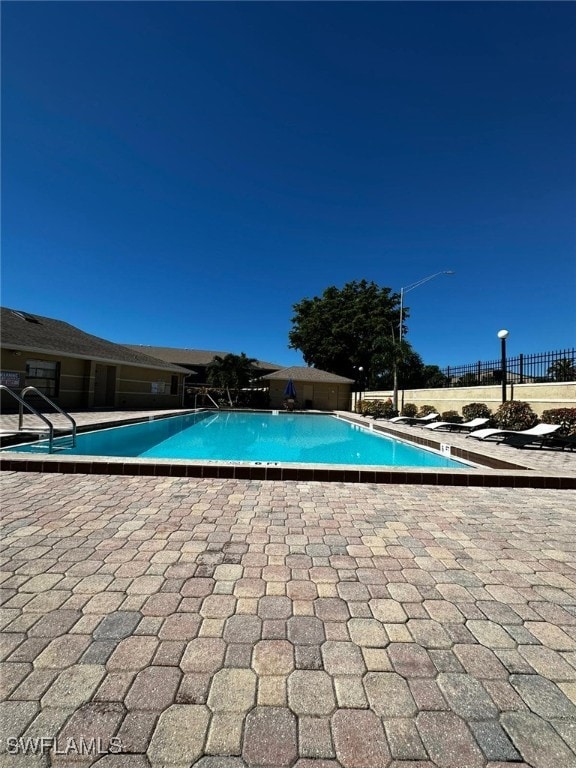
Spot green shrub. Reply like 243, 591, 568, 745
359, 399, 398, 419
417, 404, 437, 417
377, 399, 398, 419
493, 401, 538, 430
357, 400, 376, 417
541, 408, 576, 436
356, 399, 375, 416
441, 410, 463, 423
402, 403, 418, 417
462, 403, 492, 421
364, 400, 378, 418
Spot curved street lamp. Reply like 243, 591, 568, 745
498, 329, 509, 403
393, 270, 455, 412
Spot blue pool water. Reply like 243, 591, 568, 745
4, 412, 469, 468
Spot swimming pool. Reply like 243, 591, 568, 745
4, 411, 470, 469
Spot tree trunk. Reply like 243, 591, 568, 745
392, 363, 399, 412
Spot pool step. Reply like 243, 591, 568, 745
0, 428, 74, 452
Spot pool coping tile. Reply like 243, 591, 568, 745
1, 408, 574, 488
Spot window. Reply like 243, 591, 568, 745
26, 359, 60, 397
170, 375, 178, 395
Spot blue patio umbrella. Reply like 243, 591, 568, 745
284, 378, 297, 399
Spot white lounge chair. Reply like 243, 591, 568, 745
423, 417, 490, 432
389, 413, 439, 425
466, 423, 561, 445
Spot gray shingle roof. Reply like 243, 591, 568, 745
261, 366, 355, 384
1, 307, 189, 373
122, 345, 283, 370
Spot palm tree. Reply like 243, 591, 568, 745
372, 334, 413, 413
206, 353, 258, 406
547, 358, 576, 382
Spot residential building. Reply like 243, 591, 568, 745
0, 308, 189, 410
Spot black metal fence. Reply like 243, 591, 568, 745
442, 348, 576, 387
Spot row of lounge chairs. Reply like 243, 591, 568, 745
385, 413, 573, 450
389, 413, 481, 429
466, 423, 562, 448
390, 413, 489, 431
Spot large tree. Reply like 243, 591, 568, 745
289, 280, 408, 387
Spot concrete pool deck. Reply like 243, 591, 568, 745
1, 409, 576, 767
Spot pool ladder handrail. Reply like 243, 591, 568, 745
194, 391, 220, 410
1, 385, 55, 451
21, 386, 77, 449
0, 385, 77, 452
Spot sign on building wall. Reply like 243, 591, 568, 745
151, 381, 166, 394
0, 371, 23, 389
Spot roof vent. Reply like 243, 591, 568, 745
11, 310, 40, 324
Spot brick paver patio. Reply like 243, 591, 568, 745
1, 469, 575, 767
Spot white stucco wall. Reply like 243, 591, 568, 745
354, 382, 576, 417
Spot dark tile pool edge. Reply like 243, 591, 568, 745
1, 456, 574, 489
1, 409, 526, 472
339, 415, 529, 471
2, 410, 574, 488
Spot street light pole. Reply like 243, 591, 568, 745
498, 329, 509, 403
392, 270, 455, 413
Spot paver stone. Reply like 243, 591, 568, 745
331, 709, 390, 768
253, 640, 294, 675
321, 641, 365, 675
364, 672, 417, 717
510, 674, 576, 719
288, 670, 336, 715
207, 668, 256, 712
347, 618, 389, 648
369, 599, 408, 623
417, 711, 484, 768
242, 707, 297, 768
180, 638, 226, 673
125, 666, 181, 711
41, 665, 105, 708
437, 673, 499, 720
501, 711, 576, 768
147, 704, 210, 766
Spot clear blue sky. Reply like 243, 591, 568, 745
2, 2, 575, 369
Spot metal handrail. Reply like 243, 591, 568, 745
0, 385, 55, 451
20, 387, 77, 447
194, 391, 220, 410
